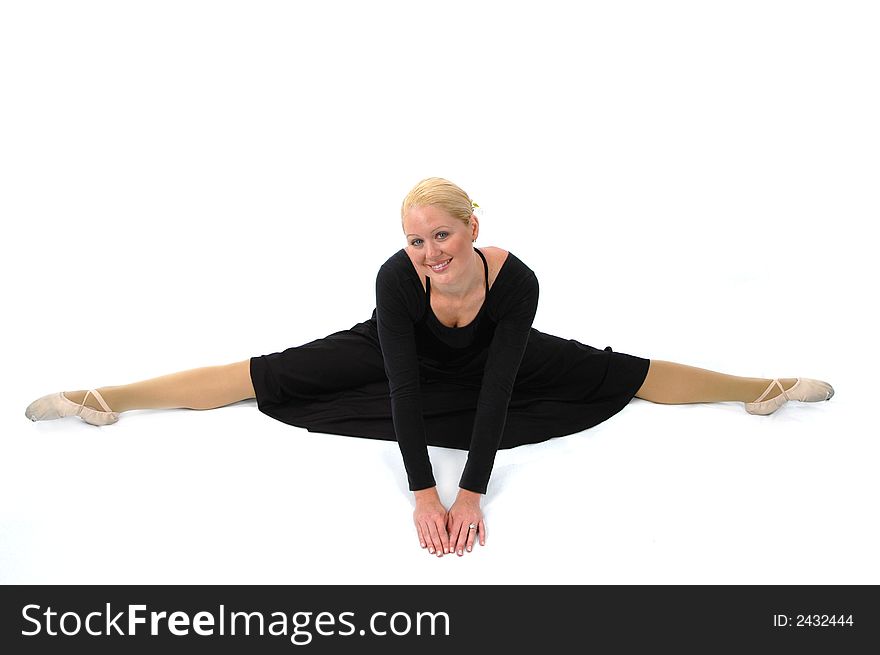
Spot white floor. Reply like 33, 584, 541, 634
4, 314, 872, 585
2, 1, 877, 585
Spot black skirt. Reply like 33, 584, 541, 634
249, 316, 650, 452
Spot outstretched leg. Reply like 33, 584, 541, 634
62, 359, 255, 413
634, 359, 796, 404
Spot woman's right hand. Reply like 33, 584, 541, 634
413, 487, 450, 557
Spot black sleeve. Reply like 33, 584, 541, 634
459, 266, 539, 494
375, 260, 436, 491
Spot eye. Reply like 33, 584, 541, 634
409, 230, 449, 246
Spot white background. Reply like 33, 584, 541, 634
2, 0, 877, 584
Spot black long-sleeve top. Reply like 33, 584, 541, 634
375, 247, 539, 494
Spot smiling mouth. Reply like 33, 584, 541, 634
428, 258, 451, 272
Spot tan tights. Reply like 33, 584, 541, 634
635, 360, 796, 404
64, 358, 794, 413
63, 360, 255, 413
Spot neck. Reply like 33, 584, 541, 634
430, 248, 482, 299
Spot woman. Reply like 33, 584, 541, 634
25, 177, 834, 558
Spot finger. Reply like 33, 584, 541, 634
425, 521, 442, 556
446, 515, 460, 545
447, 524, 458, 555
465, 522, 477, 552
426, 521, 444, 557
448, 520, 462, 556
416, 523, 427, 549
479, 519, 487, 546
436, 519, 451, 555
467, 520, 480, 551
455, 522, 469, 556
420, 521, 436, 555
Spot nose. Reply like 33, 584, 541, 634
425, 242, 443, 261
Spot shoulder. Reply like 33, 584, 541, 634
484, 247, 538, 318
376, 249, 423, 315
479, 246, 510, 290
378, 248, 409, 272
376, 248, 411, 285
483, 247, 536, 285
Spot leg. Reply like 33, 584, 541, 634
63, 359, 255, 413
634, 359, 797, 404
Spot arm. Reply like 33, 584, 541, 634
375, 264, 452, 556
446, 268, 538, 556
460, 269, 540, 494
375, 266, 435, 491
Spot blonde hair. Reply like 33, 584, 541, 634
400, 177, 479, 231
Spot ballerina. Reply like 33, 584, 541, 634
26, 176, 834, 558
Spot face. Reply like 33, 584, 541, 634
403, 204, 478, 282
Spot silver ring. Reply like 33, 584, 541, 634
468, 523, 477, 530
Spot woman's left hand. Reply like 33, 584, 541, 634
446, 488, 486, 556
